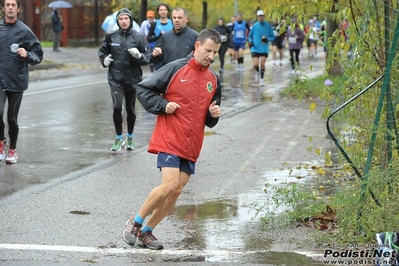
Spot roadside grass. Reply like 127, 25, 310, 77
41, 41, 53, 48
280, 74, 341, 99
258, 161, 399, 246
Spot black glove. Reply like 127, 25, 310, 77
262, 36, 268, 43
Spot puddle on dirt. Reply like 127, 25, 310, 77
173, 160, 327, 264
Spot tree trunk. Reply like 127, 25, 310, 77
202, 1, 207, 30
327, 0, 342, 76
94, 0, 99, 46
140, 0, 148, 25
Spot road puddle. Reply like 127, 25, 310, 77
171, 160, 327, 264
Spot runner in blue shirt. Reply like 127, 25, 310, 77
146, 3, 173, 70
231, 13, 250, 71
248, 10, 275, 86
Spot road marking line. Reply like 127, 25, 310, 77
0, 243, 265, 256
25, 81, 106, 96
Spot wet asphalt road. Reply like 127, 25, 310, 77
0, 47, 330, 265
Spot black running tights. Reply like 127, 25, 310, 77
0, 90, 23, 149
218, 44, 228, 69
110, 86, 136, 136
289, 49, 300, 69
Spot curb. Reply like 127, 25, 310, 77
30, 63, 64, 71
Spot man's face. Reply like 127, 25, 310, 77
258, 14, 265, 22
158, 5, 168, 19
118, 14, 130, 30
2, 0, 20, 23
236, 15, 242, 22
172, 10, 187, 32
231, 16, 235, 23
194, 38, 221, 67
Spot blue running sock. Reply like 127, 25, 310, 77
127, 133, 134, 138
134, 214, 144, 225
142, 225, 153, 233
116, 135, 123, 139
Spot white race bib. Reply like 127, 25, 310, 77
235, 30, 245, 38
289, 37, 297, 43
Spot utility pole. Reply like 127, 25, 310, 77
234, 0, 238, 15
94, 0, 99, 45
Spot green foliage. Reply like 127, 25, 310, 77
259, 158, 399, 244
108, 0, 348, 30
257, 182, 329, 229
40, 41, 53, 48
280, 75, 341, 99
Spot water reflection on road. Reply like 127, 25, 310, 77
168, 161, 326, 264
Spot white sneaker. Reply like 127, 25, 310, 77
290, 69, 295, 75
0, 141, 5, 161
6, 149, 18, 164
260, 79, 265, 86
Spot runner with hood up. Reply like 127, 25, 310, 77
98, 8, 152, 151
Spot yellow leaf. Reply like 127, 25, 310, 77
310, 103, 316, 113
317, 168, 326, 175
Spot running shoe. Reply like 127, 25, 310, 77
125, 137, 135, 150
137, 230, 164, 250
260, 79, 265, 87
123, 219, 142, 246
111, 138, 125, 151
6, 149, 18, 164
0, 141, 5, 161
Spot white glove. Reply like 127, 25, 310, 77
104, 54, 113, 67
128, 48, 142, 59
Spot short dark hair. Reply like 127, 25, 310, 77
1, 0, 21, 17
172, 7, 187, 17
197, 28, 221, 45
2, 0, 21, 8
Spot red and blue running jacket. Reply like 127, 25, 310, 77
137, 53, 221, 162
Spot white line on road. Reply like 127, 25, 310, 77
25, 80, 106, 96
0, 243, 265, 256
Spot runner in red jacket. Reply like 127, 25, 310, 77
123, 28, 222, 250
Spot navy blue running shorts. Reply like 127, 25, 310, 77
157, 152, 196, 175
233, 41, 246, 51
